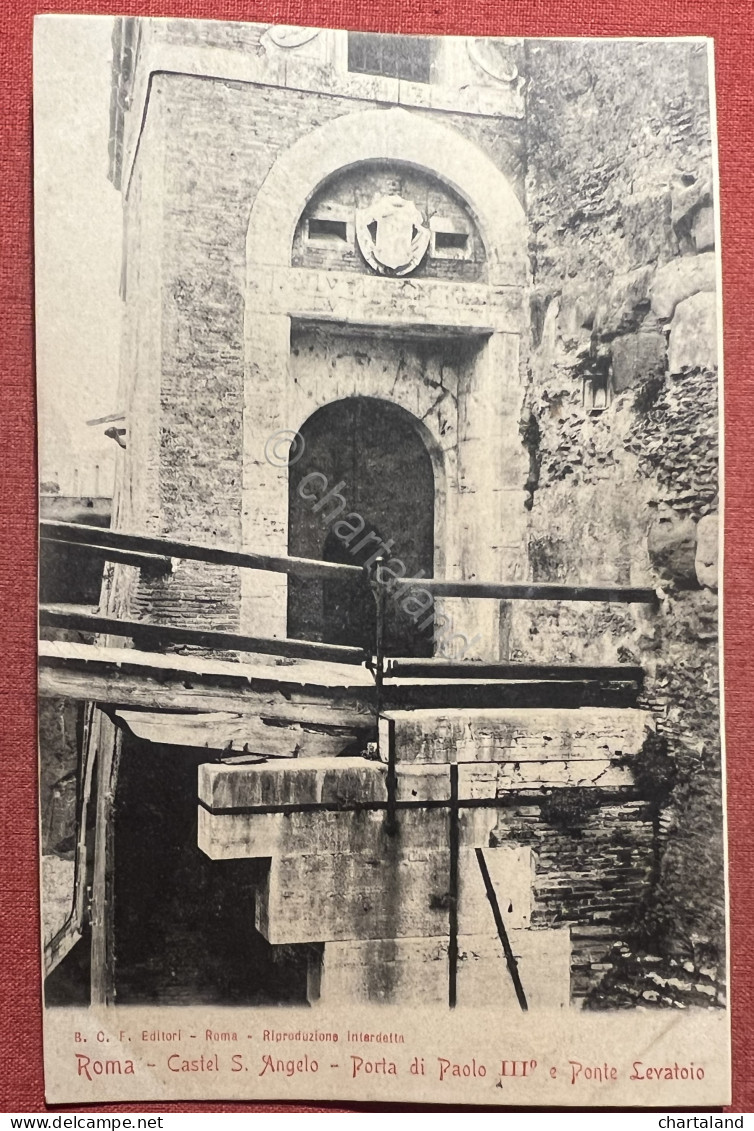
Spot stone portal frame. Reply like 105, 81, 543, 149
243, 106, 528, 658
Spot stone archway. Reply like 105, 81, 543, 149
241, 106, 529, 660
246, 106, 526, 284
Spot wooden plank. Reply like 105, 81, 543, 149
390, 577, 658, 604
38, 640, 375, 689
40, 604, 368, 665
382, 678, 641, 710
379, 706, 653, 765
89, 710, 121, 1005
386, 659, 644, 683
43, 538, 172, 572
114, 709, 368, 758
309, 928, 570, 1009
40, 519, 363, 580
38, 642, 376, 728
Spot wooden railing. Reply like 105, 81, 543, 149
40, 519, 659, 678
38, 605, 367, 666
40, 519, 363, 580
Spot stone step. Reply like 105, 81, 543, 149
307, 928, 571, 1010
379, 706, 653, 765
255, 845, 533, 944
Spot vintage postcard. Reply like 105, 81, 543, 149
34, 16, 729, 1106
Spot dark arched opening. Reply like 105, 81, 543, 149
287, 397, 435, 657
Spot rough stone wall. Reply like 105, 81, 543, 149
519, 39, 724, 973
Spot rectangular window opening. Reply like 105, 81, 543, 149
434, 231, 469, 251
308, 218, 349, 242
347, 32, 432, 84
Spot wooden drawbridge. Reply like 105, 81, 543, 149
38, 519, 658, 1007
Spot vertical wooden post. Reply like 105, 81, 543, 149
448, 762, 459, 1009
475, 846, 528, 1012
385, 716, 397, 837
72, 703, 97, 933
89, 709, 122, 1005
368, 556, 387, 702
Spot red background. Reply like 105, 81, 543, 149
1, 0, 752, 1113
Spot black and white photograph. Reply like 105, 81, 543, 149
34, 16, 728, 1106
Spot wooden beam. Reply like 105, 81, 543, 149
40, 520, 363, 580
43, 919, 82, 978
89, 710, 121, 1005
386, 659, 644, 683
113, 709, 369, 758
39, 605, 368, 666
390, 578, 659, 604
43, 538, 172, 573
382, 678, 640, 710
38, 641, 377, 727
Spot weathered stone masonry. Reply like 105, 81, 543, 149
516, 38, 723, 989
91, 25, 723, 1006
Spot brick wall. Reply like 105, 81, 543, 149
492, 799, 656, 999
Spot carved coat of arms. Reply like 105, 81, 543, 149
356, 189, 430, 276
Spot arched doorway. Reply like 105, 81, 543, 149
288, 397, 436, 657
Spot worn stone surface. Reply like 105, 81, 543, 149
309, 928, 570, 1009
523, 38, 722, 975
695, 513, 719, 589
668, 291, 718, 373
100, 31, 724, 1007
647, 513, 698, 586
380, 706, 652, 764
649, 252, 716, 321
256, 845, 534, 944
